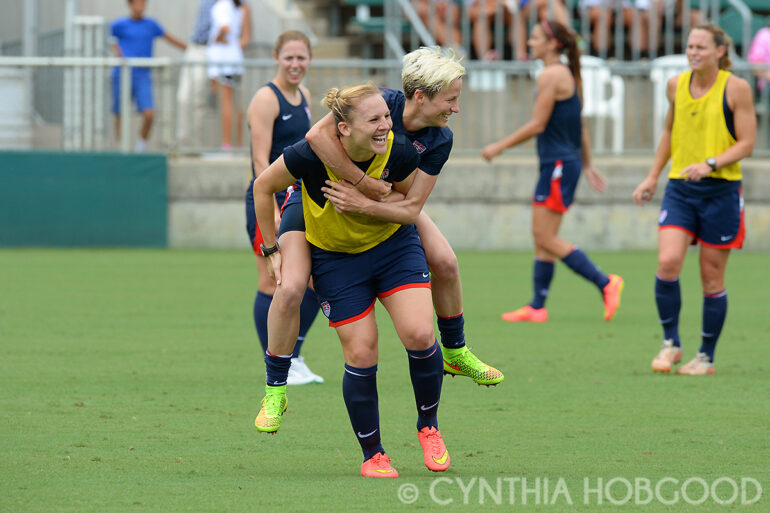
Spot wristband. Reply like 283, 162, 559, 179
259, 241, 280, 257
352, 173, 366, 187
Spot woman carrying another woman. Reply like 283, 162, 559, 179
253, 84, 451, 478
482, 20, 624, 323
245, 31, 322, 386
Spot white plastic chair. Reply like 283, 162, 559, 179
579, 55, 625, 154
649, 54, 688, 145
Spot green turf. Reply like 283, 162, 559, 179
1, 249, 768, 512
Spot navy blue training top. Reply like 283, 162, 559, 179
536, 89, 582, 165
381, 88, 453, 176
267, 82, 311, 164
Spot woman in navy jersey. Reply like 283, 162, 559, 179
482, 20, 624, 323
244, 31, 323, 387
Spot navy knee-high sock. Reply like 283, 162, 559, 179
264, 351, 292, 386
700, 290, 727, 361
529, 259, 555, 309
436, 314, 465, 349
406, 340, 443, 431
655, 275, 682, 347
292, 288, 320, 358
561, 248, 610, 290
342, 364, 384, 461
253, 291, 272, 353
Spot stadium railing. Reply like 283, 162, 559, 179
0, 56, 768, 156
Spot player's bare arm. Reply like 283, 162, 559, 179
252, 156, 297, 284
322, 169, 437, 225
581, 117, 607, 193
481, 67, 559, 161
633, 75, 677, 204
306, 113, 392, 200
247, 87, 282, 228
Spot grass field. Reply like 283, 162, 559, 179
1, 249, 768, 512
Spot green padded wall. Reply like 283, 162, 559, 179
0, 152, 167, 247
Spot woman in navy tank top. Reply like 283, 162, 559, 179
244, 31, 324, 389
482, 20, 624, 324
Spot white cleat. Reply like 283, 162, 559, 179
287, 356, 324, 385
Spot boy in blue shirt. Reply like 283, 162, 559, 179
111, 0, 186, 152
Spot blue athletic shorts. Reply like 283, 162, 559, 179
658, 178, 745, 249
278, 197, 305, 238
311, 224, 431, 326
245, 178, 296, 254
533, 159, 581, 212
111, 71, 154, 114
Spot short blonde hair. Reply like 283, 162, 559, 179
322, 82, 382, 128
401, 46, 465, 100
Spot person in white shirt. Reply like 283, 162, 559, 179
207, 0, 250, 150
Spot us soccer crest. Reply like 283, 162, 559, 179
305, 106, 311, 120
381, 168, 389, 180
659, 209, 668, 225
321, 301, 331, 318
412, 140, 426, 154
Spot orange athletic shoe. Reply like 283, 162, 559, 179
602, 274, 624, 321
417, 427, 450, 472
501, 305, 548, 323
360, 453, 399, 478
652, 339, 682, 373
675, 352, 715, 375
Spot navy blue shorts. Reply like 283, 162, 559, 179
245, 178, 295, 254
659, 179, 745, 249
278, 197, 305, 238
533, 159, 581, 212
111, 72, 154, 114
311, 224, 431, 326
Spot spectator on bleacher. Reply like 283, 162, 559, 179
581, 0, 653, 57
177, 0, 215, 149
516, 0, 570, 60
468, 0, 514, 60
658, 0, 702, 34
748, 22, 770, 96
110, 0, 186, 153
415, 0, 464, 52
207, 0, 251, 151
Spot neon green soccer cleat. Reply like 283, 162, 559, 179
255, 385, 288, 433
442, 346, 504, 387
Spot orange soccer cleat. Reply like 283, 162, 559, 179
360, 453, 399, 478
602, 274, 624, 321
501, 305, 548, 323
417, 427, 450, 472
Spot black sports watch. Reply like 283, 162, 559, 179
706, 157, 717, 172
259, 242, 280, 257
